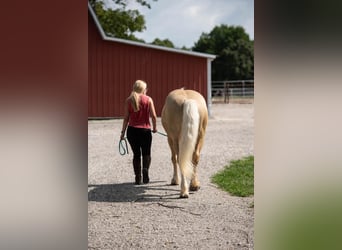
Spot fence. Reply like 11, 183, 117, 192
211, 80, 254, 103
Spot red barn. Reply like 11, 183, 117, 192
88, 3, 216, 118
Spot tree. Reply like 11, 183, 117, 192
90, 0, 157, 41
193, 25, 254, 80
180, 46, 191, 51
151, 38, 175, 48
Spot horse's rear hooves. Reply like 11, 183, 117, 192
171, 180, 179, 185
179, 193, 189, 198
190, 186, 200, 191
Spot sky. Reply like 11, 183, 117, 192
104, 0, 254, 48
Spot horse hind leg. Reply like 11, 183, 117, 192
190, 150, 200, 191
168, 138, 179, 185
190, 170, 200, 191
190, 134, 205, 191
171, 153, 179, 185
180, 172, 189, 198
170, 141, 190, 198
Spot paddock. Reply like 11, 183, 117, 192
88, 103, 254, 249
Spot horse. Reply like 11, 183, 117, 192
161, 88, 208, 198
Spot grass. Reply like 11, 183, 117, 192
211, 155, 254, 197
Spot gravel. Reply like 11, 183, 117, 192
88, 103, 254, 249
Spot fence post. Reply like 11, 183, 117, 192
224, 82, 226, 103
227, 82, 230, 103
224, 81, 230, 103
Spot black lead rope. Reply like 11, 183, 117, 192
156, 131, 167, 137
119, 138, 129, 155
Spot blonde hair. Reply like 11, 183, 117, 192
129, 80, 147, 112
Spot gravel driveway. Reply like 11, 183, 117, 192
88, 103, 254, 249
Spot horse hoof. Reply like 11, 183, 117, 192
179, 193, 189, 199
171, 180, 179, 185
190, 185, 200, 191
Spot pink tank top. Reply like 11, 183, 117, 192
128, 94, 151, 129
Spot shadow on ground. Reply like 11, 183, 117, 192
88, 181, 182, 203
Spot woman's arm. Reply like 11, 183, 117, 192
149, 98, 157, 133
120, 99, 130, 139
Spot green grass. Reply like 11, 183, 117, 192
211, 155, 254, 197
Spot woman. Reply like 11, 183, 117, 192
120, 80, 157, 184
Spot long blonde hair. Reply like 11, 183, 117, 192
129, 80, 147, 112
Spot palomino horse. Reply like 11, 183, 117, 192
161, 88, 208, 198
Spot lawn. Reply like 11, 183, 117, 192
211, 155, 254, 197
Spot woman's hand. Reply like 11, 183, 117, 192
120, 131, 125, 140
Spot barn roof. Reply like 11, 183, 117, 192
88, 2, 216, 60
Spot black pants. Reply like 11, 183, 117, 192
127, 126, 152, 160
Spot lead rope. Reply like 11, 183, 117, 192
119, 138, 129, 155
119, 131, 167, 156
156, 131, 167, 137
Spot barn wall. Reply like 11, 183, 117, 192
89, 16, 208, 117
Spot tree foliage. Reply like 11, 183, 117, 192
193, 25, 254, 80
90, 0, 156, 41
151, 38, 174, 48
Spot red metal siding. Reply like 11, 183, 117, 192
89, 16, 208, 117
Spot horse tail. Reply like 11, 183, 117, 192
179, 99, 200, 179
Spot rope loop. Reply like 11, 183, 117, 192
119, 138, 129, 155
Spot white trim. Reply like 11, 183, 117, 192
88, 2, 107, 39
207, 58, 213, 117
88, 2, 216, 60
